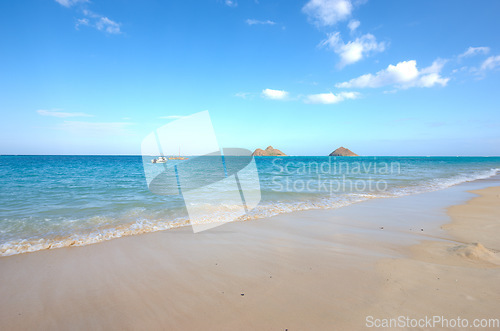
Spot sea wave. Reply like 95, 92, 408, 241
0, 168, 498, 257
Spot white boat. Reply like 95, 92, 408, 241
151, 156, 167, 163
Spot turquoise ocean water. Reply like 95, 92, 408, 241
1, 155, 499, 256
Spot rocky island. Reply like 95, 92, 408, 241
252, 146, 287, 156
329, 147, 358, 156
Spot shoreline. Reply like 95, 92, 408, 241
372, 184, 500, 328
0, 178, 499, 329
2, 168, 499, 257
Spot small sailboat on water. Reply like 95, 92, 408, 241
169, 147, 189, 160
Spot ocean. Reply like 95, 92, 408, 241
1, 155, 499, 256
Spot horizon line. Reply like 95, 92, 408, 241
1, 154, 499, 157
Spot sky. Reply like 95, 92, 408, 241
0, 0, 499, 156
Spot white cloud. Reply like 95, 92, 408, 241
420, 59, 447, 75
54, 0, 88, 8
235, 92, 250, 99
95, 17, 121, 34
480, 55, 500, 71
321, 32, 385, 67
246, 19, 276, 26
55, 0, 121, 34
75, 18, 89, 30
77, 10, 121, 34
305, 91, 359, 104
225, 0, 237, 7
37, 109, 93, 118
458, 46, 490, 58
347, 19, 360, 32
336, 59, 449, 89
262, 88, 289, 100
159, 115, 184, 119
302, 0, 353, 26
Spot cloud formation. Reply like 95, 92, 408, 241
262, 88, 288, 100
305, 91, 359, 104
246, 19, 276, 26
321, 32, 385, 67
77, 10, 121, 34
55, 1, 122, 34
302, 0, 353, 26
336, 60, 449, 89
458, 46, 490, 58
37, 109, 93, 118
347, 19, 360, 32
225, 0, 237, 7
480, 55, 500, 72
54, 0, 88, 7
235, 92, 251, 99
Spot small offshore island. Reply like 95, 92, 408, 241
251, 146, 287, 156
251, 146, 359, 157
329, 147, 358, 156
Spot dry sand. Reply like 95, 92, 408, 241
0, 184, 499, 330
371, 186, 500, 329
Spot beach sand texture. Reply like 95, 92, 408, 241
0, 185, 499, 330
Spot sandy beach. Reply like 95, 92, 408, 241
3, 0, 500, 329
0, 179, 499, 330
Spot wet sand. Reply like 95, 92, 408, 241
0, 181, 499, 330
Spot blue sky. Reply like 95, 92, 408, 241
1, 0, 499, 156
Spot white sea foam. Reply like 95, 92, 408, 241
0, 168, 498, 257
389, 168, 500, 196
